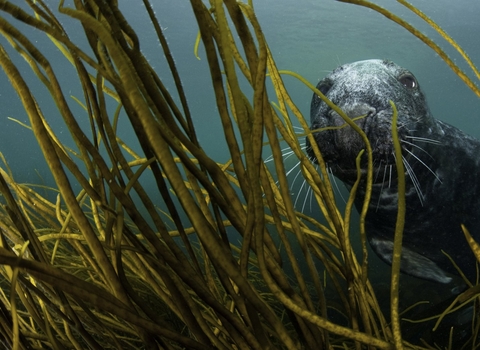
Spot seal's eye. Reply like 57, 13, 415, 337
399, 74, 417, 89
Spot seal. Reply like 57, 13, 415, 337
306, 59, 480, 283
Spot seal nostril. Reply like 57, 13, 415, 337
318, 79, 333, 95
338, 104, 377, 120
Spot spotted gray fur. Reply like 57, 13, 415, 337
307, 59, 480, 283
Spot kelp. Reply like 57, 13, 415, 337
0, 1, 476, 349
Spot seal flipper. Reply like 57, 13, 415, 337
370, 237, 452, 283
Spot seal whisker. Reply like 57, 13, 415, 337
300, 180, 312, 213
292, 167, 316, 213
264, 155, 273, 163
401, 155, 425, 206
309, 164, 322, 211
294, 176, 309, 209
401, 139, 434, 159
303, 181, 312, 212
373, 160, 383, 183
375, 163, 389, 211
405, 135, 442, 145
388, 164, 393, 188
283, 147, 298, 160
283, 149, 296, 160
293, 126, 305, 133
288, 160, 303, 181
403, 148, 442, 183
327, 167, 347, 204
265, 143, 303, 164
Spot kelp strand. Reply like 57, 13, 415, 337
0, 0, 476, 349
390, 100, 405, 349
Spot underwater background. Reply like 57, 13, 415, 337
0, 0, 479, 311
1, 0, 480, 183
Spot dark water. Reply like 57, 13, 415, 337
0, 0, 478, 344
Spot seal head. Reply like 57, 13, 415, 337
307, 59, 480, 283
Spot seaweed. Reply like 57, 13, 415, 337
0, 1, 476, 349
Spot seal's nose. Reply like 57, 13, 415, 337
328, 103, 377, 129
341, 103, 377, 120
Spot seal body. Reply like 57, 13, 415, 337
307, 59, 480, 283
